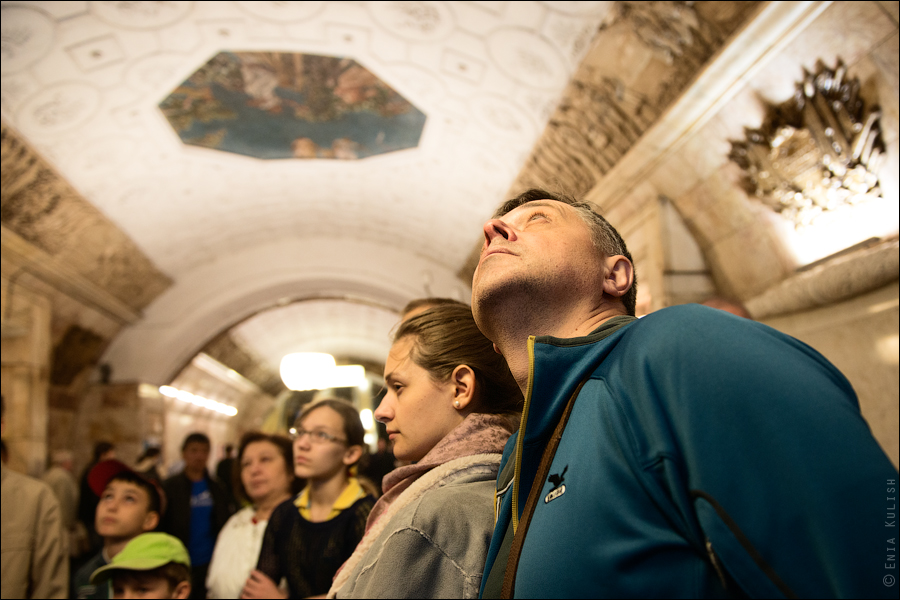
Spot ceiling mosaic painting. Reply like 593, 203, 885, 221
160, 51, 427, 159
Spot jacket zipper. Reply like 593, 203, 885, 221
705, 538, 728, 590
511, 336, 536, 534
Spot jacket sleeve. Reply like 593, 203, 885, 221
343, 527, 482, 599
31, 486, 69, 599
631, 308, 899, 599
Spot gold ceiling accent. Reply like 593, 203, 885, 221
729, 62, 884, 228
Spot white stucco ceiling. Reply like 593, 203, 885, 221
1, 1, 614, 380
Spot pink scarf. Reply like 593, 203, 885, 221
365, 412, 514, 531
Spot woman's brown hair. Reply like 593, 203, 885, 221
394, 304, 522, 415
235, 432, 301, 504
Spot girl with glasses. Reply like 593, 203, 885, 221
328, 303, 522, 598
242, 399, 374, 599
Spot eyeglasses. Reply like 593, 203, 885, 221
290, 428, 346, 445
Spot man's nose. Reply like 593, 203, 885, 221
483, 218, 514, 245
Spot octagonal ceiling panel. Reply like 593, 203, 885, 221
160, 51, 427, 159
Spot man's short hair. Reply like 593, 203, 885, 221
494, 188, 638, 316
181, 432, 211, 451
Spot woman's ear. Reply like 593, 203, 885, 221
342, 444, 363, 467
450, 365, 476, 411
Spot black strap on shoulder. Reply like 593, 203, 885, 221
500, 379, 587, 599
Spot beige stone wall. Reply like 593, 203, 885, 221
1, 279, 51, 476
762, 281, 899, 469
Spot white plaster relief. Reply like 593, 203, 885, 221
440, 48, 485, 84
470, 95, 536, 139
235, 1, 326, 24
90, 0, 193, 30
487, 27, 568, 89
368, 1, 456, 43
16, 81, 101, 137
0, 4, 56, 74
66, 34, 126, 72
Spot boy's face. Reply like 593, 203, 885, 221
111, 572, 189, 599
96, 480, 159, 540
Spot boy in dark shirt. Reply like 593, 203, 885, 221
72, 460, 164, 599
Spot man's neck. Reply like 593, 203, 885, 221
491, 301, 628, 393
184, 466, 205, 482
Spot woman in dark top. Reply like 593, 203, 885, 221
242, 398, 375, 599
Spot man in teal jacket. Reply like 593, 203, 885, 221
472, 188, 898, 598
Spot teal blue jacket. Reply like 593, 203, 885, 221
480, 304, 898, 598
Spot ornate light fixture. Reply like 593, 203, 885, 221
729, 61, 884, 228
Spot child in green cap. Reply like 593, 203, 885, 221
90, 532, 191, 599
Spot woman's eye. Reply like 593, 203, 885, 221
529, 211, 548, 221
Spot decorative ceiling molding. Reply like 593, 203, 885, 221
745, 237, 899, 319
584, 1, 834, 211
0, 122, 171, 312
729, 61, 884, 228
503, 0, 760, 199
2, 225, 141, 324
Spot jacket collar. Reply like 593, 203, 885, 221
521, 315, 637, 445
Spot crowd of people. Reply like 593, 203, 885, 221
2, 188, 898, 599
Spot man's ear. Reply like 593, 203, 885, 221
450, 365, 477, 411
342, 445, 363, 467
171, 580, 191, 599
602, 256, 634, 300
144, 510, 160, 532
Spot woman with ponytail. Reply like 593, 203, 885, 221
328, 303, 522, 598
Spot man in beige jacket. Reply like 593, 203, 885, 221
1, 395, 68, 599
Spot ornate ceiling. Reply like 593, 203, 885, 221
1, 1, 613, 384
1, 1, 897, 400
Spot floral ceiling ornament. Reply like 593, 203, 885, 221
729, 61, 884, 228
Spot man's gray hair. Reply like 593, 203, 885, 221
493, 188, 638, 316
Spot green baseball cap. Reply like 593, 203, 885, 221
90, 533, 191, 584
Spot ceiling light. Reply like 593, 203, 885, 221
158, 385, 238, 417
280, 352, 367, 390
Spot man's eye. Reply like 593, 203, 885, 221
529, 211, 548, 221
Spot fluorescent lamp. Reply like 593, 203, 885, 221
158, 385, 238, 417
280, 353, 367, 390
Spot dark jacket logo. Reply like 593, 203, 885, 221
545, 465, 567, 503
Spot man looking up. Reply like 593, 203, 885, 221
161, 432, 233, 600
473, 189, 898, 599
